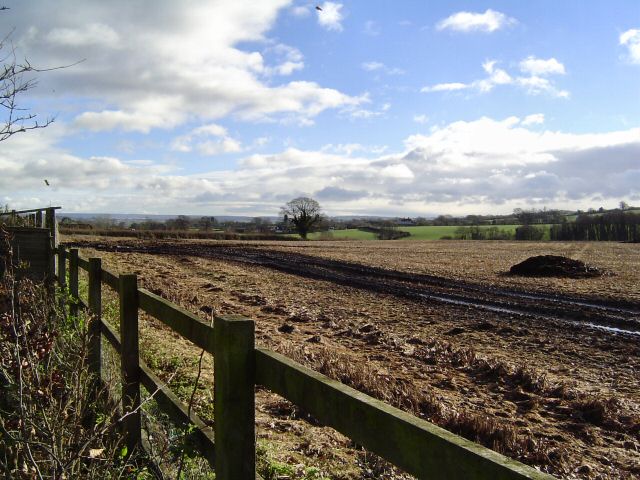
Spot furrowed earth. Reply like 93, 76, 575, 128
66, 236, 640, 480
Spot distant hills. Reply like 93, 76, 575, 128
62, 213, 391, 223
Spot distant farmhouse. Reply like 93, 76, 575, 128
396, 217, 416, 226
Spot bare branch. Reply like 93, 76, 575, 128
0, 18, 81, 142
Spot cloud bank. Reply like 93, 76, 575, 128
3, 117, 638, 215
14, 1, 363, 132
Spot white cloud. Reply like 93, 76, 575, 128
422, 58, 568, 98
289, 5, 311, 18
519, 56, 566, 76
361, 61, 404, 75
14, 1, 363, 133
413, 114, 429, 124
46, 23, 121, 48
271, 61, 303, 76
619, 28, 640, 64
348, 108, 383, 119
516, 76, 569, 98
252, 136, 271, 147
341, 97, 390, 120
421, 82, 468, 93
321, 143, 388, 156
317, 2, 344, 31
476, 60, 512, 92
436, 9, 516, 33
362, 61, 384, 71
263, 43, 304, 76
192, 124, 229, 137
380, 164, 414, 180
75, 96, 187, 132
363, 20, 380, 36
171, 123, 242, 155
198, 138, 243, 155
0, 124, 169, 199
522, 113, 545, 126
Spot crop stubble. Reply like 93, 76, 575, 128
70, 237, 640, 479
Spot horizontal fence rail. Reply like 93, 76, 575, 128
138, 289, 215, 354
139, 363, 216, 467
0, 206, 61, 216
100, 267, 119, 290
255, 349, 546, 480
56, 246, 555, 480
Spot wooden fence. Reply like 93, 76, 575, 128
57, 246, 555, 480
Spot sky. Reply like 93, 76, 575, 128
1, 1, 639, 217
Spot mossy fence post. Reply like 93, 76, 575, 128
119, 274, 141, 455
214, 315, 256, 480
57, 248, 66, 313
46, 207, 57, 278
68, 249, 79, 318
88, 257, 102, 395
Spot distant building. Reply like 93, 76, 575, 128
396, 217, 416, 226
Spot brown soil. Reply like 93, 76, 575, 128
67, 236, 640, 479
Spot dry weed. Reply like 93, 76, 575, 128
275, 342, 561, 472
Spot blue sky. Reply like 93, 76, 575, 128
1, 1, 639, 216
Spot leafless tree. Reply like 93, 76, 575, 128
281, 197, 322, 239
1, 9, 78, 142
1, 35, 50, 141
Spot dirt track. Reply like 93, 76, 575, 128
67, 240, 640, 336
67, 238, 640, 479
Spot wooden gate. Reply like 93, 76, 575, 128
0, 207, 59, 280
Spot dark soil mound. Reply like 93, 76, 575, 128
509, 255, 603, 278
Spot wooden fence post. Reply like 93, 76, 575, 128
88, 258, 102, 387
57, 248, 66, 287
214, 315, 255, 480
35, 210, 43, 228
46, 208, 56, 277
68, 249, 79, 318
57, 248, 66, 313
119, 274, 141, 455
45, 207, 56, 244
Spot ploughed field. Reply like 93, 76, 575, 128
66, 236, 640, 479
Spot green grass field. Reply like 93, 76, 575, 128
398, 225, 521, 240
305, 229, 378, 240
295, 224, 551, 241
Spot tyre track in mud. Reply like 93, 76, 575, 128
67, 240, 640, 336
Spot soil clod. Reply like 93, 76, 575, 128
446, 327, 465, 335
278, 323, 296, 334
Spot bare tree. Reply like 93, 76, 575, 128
281, 197, 322, 239
1, 10, 78, 142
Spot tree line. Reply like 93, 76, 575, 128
550, 211, 640, 242
57, 199, 639, 242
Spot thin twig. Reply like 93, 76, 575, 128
174, 313, 212, 479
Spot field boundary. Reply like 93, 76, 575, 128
57, 245, 555, 480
